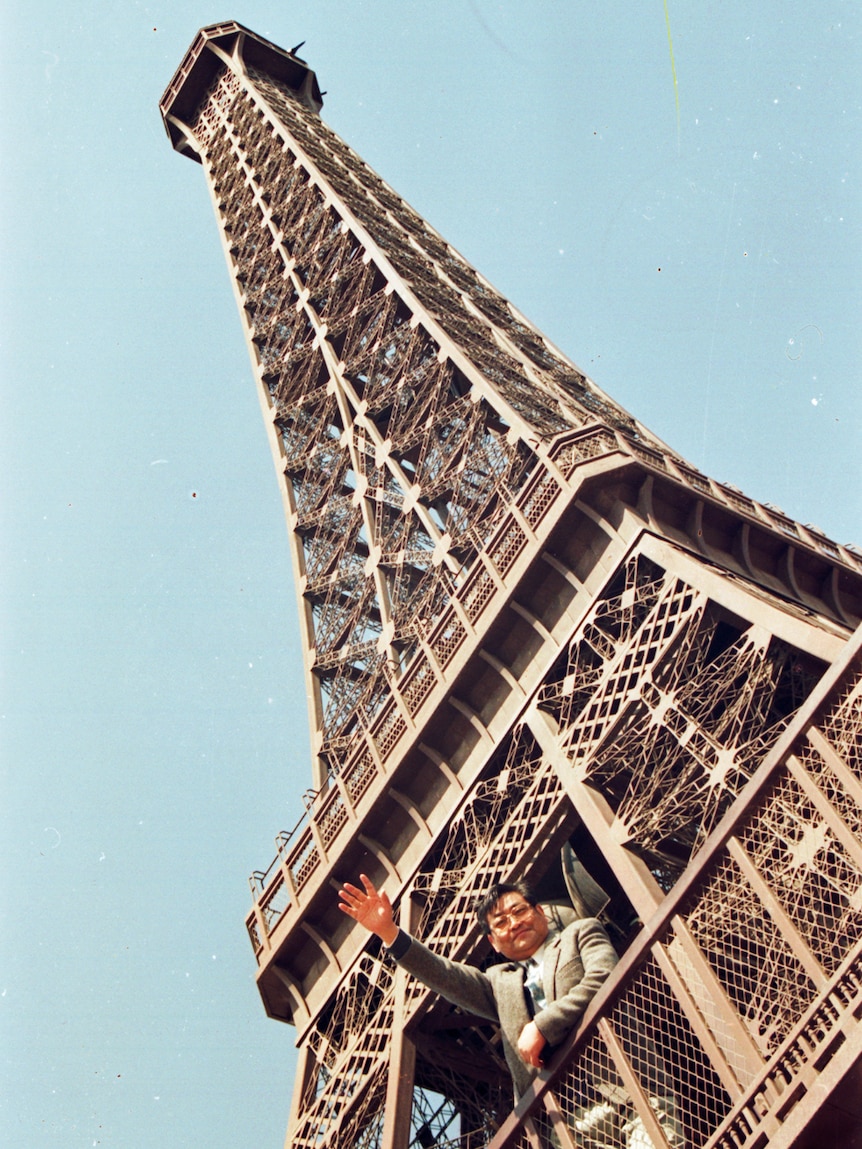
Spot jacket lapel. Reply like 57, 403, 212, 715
542, 932, 563, 1000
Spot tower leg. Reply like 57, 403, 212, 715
381, 897, 420, 1149
283, 1044, 317, 1149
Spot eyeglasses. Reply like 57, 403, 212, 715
488, 902, 535, 933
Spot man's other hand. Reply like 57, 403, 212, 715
517, 1020, 547, 1068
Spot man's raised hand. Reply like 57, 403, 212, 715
337, 873, 399, 946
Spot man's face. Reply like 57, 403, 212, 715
486, 891, 549, 961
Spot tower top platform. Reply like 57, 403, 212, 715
159, 21, 323, 161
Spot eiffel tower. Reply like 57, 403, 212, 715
161, 23, 862, 1149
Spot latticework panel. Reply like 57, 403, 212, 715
292, 953, 395, 1146
409, 1070, 506, 1149
405, 1091, 462, 1149
606, 958, 731, 1146
546, 953, 730, 1149
820, 677, 862, 780
684, 852, 821, 1054
412, 728, 567, 959
329, 1067, 387, 1149
735, 768, 862, 976
540, 551, 826, 883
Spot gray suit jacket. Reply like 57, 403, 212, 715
389, 917, 618, 1097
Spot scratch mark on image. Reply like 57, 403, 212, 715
467, 0, 518, 60
42, 51, 60, 82
663, 0, 681, 147
702, 181, 738, 466
786, 323, 824, 362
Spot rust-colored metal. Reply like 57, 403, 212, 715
162, 24, 862, 1148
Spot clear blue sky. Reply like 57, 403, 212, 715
2, 3, 859, 1146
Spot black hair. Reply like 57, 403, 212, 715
474, 880, 537, 931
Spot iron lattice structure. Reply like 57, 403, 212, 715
161, 24, 862, 1149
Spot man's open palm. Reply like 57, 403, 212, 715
338, 874, 399, 944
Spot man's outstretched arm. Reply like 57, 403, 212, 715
337, 874, 499, 1024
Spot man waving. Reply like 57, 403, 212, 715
338, 873, 618, 1098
